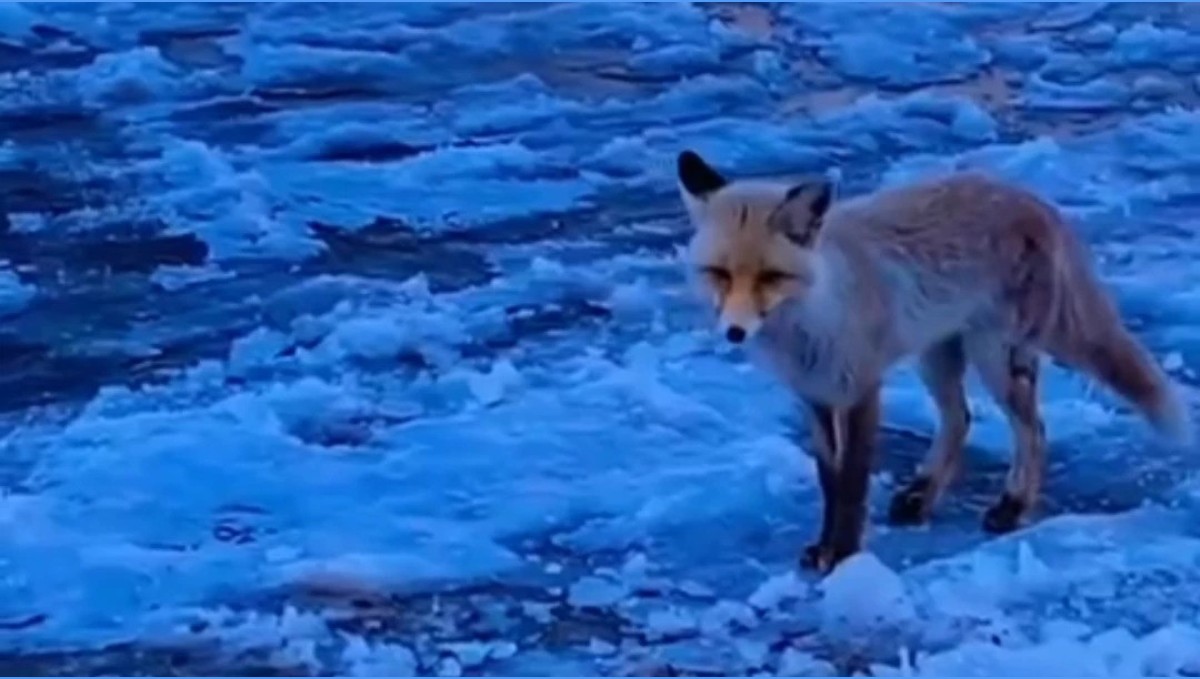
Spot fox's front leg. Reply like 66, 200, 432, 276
800, 387, 881, 572
799, 402, 838, 570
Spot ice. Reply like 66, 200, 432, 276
777, 647, 833, 676
1135, 624, 1200, 675
178, 606, 331, 673
1163, 351, 1185, 373
1014, 541, 1054, 589
0, 141, 17, 168
149, 264, 236, 292
434, 655, 463, 677
442, 640, 503, 670
342, 636, 418, 677
751, 49, 787, 89
568, 576, 629, 609
587, 637, 617, 656
818, 553, 916, 635
916, 637, 1109, 676
73, 47, 186, 108
699, 600, 758, 635
1078, 23, 1117, 47
459, 359, 523, 407
263, 145, 595, 233
230, 3, 743, 94
0, 266, 34, 318
265, 116, 447, 162
0, 2, 37, 41
1030, 3, 1105, 31
913, 623, 1200, 677
822, 32, 988, 88
4, 2, 1200, 675
132, 138, 324, 261
949, 101, 999, 142
1019, 74, 1129, 111
627, 45, 720, 78
734, 638, 769, 668
644, 607, 697, 641
747, 570, 807, 612
1111, 22, 1200, 71
785, 4, 991, 87
235, 43, 420, 93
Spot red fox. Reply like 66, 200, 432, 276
676, 149, 1193, 573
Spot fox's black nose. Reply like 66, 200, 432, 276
725, 326, 746, 344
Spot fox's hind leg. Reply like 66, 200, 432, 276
888, 336, 970, 526
964, 331, 1046, 534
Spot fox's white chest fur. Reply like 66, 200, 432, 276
751, 318, 861, 406
749, 248, 880, 406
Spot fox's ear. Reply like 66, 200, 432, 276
782, 180, 833, 220
677, 150, 727, 199
770, 179, 834, 246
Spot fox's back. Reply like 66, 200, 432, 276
824, 171, 1063, 272
820, 171, 1071, 354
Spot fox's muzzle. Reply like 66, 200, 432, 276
717, 307, 761, 344
704, 274, 771, 345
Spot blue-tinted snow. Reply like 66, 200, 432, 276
2, 2, 1200, 676
0, 267, 34, 317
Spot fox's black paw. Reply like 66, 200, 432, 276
888, 476, 932, 526
800, 542, 859, 574
982, 493, 1026, 534
799, 543, 827, 571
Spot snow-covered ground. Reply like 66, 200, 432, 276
2, 2, 1200, 675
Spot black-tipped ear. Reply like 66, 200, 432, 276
771, 179, 835, 245
783, 180, 833, 220
678, 150, 727, 198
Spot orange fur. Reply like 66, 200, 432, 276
677, 150, 1193, 569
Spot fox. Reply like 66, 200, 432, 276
675, 149, 1193, 573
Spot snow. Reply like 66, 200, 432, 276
73, 47, 186, 107
1020, 74, 1130, 112
913, 623, 1200, 677
568, 576, 629, 609
818, 553, 916, 635
1110, 22, 1200, 71
342, 637, 419, 677
0, 2, 37, 41
148, 264, 236, 292
1, 2, 1199, 676
0, 267, 34, 318
5, 212, 46, 234
783, 4, 993, 88
747, 570, 808, 613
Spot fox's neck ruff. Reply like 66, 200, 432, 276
795, 247, 850, 334
754, 246, 863, 404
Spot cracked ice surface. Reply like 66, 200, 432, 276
1, 2, 1200, 676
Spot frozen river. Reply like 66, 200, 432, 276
2, 2, 1200, 675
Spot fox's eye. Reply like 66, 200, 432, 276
757, 270, 794, 286
701, 266, 731, 284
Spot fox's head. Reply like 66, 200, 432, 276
676, 150, 835, 344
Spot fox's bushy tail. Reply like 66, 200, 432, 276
1041, 228, 1193, 446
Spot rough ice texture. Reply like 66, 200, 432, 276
0, 2, 1199, 676
0, 268, 35, 317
